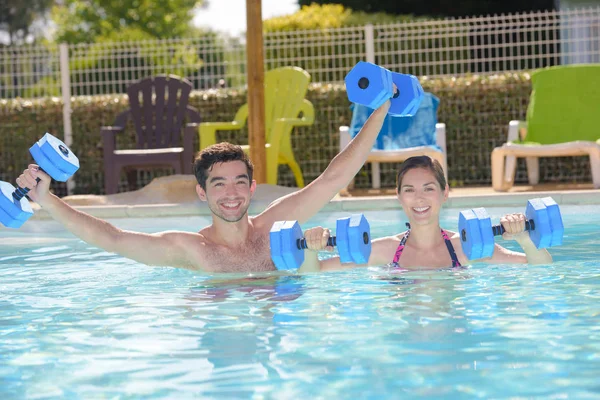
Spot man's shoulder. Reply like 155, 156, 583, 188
159, 229, 208, 244
248, 214, 270, 233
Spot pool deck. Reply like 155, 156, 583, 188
23, 176, 600, 222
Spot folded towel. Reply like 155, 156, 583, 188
349, 92, 441, 151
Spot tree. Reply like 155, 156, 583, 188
296, 0, 556, 18
0, 0, 54, 45
51, 0, 206, 44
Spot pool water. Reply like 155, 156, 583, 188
1, 206, 599, 399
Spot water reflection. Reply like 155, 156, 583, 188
183, 276, 306, 397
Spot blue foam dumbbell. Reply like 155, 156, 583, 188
0, 133, 80, 228
344, 61, 424, 117
389, 72, 424, 117
458, 197, 564, 260
270, 214, 371, 270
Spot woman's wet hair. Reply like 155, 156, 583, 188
193, 142, 254, 190
396, 156, 447, 191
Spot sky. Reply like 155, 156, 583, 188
193, 0, 300, 37
0, 0, 299, 45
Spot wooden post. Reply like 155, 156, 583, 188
246, 0, 266, 184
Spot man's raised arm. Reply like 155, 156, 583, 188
17, 166, 193, 269
259, 100, 390, 225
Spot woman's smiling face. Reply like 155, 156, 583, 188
397, 167, 449, 226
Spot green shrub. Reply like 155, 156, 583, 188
0, 72, 592, 195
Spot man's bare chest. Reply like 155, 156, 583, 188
199, 234, 276, 273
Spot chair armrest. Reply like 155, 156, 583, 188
101, 108, 130, 153
100, 126, 125, 133
296, 99, 315, 126
186, 106, 201, 124
183, 123, 198, 174
435, 123, 448, 180
502, 120, 528, 183
100, 125, 125, 154
198, 122, 244, 150
339, 126, 351, 152
435, 123, 447, 155
232, 103, 249, 124
198, 104, 249, 150
507, 120, 527, 143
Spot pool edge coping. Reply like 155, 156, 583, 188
24, 188, 600, 221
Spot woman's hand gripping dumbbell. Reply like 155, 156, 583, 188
269, 214, 371, 270
459, 197, 564, 260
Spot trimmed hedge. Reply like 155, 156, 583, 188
0, 72, 592, 196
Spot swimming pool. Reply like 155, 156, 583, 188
1, 205, 599, 398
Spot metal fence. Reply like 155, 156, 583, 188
2, 7, 600, 100
1, 7, 599, 192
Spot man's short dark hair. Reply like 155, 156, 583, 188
193, 142, 254, 190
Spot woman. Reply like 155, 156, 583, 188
302, 156, 552, 271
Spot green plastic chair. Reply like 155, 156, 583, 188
492, 64, 600, 190
198, 67, 315, 187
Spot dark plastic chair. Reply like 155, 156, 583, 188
101, 74, 201, 194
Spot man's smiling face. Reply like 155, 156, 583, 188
197, 160, 256, 223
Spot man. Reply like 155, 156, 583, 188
17, 100, 391, 273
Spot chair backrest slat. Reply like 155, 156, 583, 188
142, 80, 155, 147
263, 67, 311, 142
172, 83, 191, 147
153, 76, 167, 147
126, 74, 194, 149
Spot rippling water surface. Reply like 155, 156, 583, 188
1, 206, 599, 399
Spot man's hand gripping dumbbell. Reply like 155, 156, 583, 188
270, 214, 371, 272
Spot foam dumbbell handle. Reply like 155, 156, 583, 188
296, 236, 337, 250
296, 227, 371, 250
12, 177, 41, 202
490, 219, 535, 236
460, 219, 535, 243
